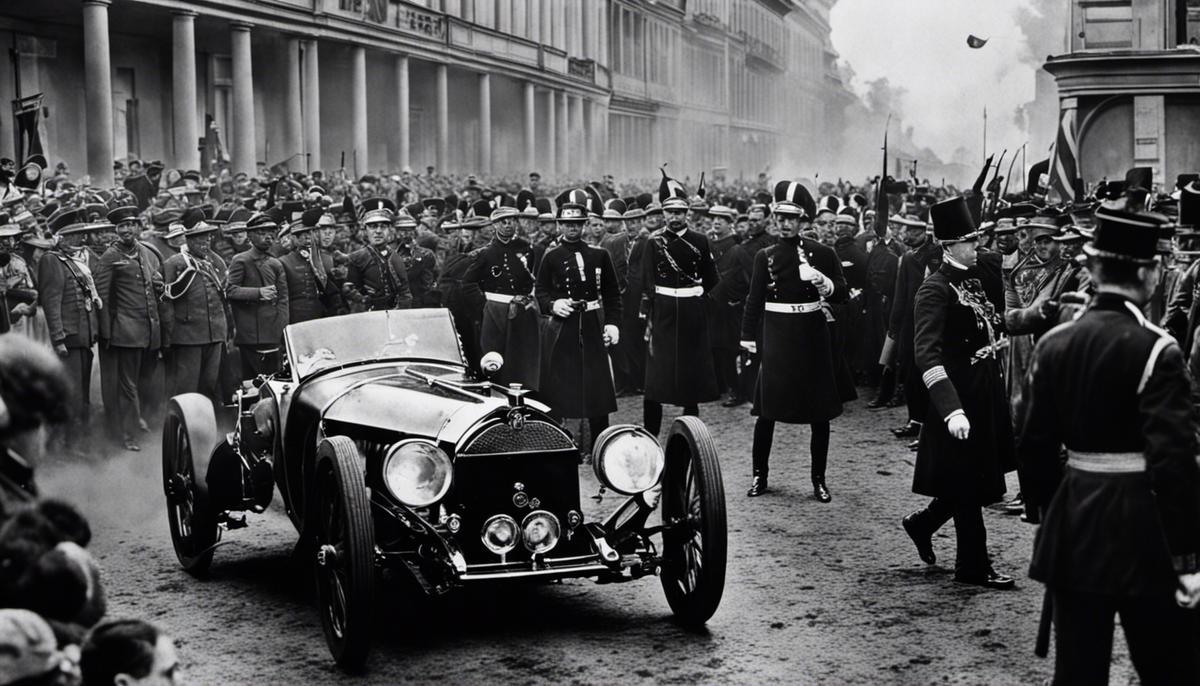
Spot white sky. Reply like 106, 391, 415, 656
829, 0, 1063, 162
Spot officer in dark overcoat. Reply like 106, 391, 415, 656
161, 215, 229, 404
464, 196, 541, 390
226, 214, 289, 378
734, 195, 778, 404
706, 204, 752, 406
619, 194, 653, 394
278, 209, 341, 324
640, 172, 720, 436
344, 198, 413, 312
438, 213, 489, 374
535, 190, 622, 433
396, 207, 440, 308
887, 213, 942, 442
94, 204, 164, 450
740, 181, 848, 501
901, 196, 1015, 590
1017, 206, 1200, 684
863, 217, 904, 406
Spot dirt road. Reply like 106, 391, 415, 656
40, 396, 1139, 684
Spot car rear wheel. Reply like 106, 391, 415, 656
313, 436, 375, 672
162, 394, 220, 576
660, 415, 727, 627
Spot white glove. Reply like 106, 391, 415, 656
1177, 572, 1200, 608
798, 263, 820, 283
551, 298, 574, 317
603, 324, 620, 347
946, 413, 971, 441
740, 340, 757, 354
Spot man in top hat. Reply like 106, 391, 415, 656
706, 203, 752, 407
535, 190, 623, 436
161, 211, 230, 404
438, 209, 489, 373
887, 213, 941, 445
900, 196, 1015, 590
1017, 205, 1200, 683
395, 209, 440, 308
279, 209, 342, 324
38, 208, 103, 440
740, 181, 848, 500
0, 223, 38, 338
640, 171, 721, 436
464, 196, 541, 389
344, 198, 413, 312
226, 214, 289, 378
93, 204, 166, 450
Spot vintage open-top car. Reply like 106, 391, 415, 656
161, 309, 727, 670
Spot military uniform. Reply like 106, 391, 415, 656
619, 231, 650, 393
535, 238, 622, 419
463, 236, 541, 389
1018, 208, 1200, 683
863, 234, 902, 389
344, 245, 414, 312
226, 245, 289, 377
38, 245, 100, 426
162, 249, 229, 401
398, 241, 440, 308
279, 248, 340, 323
708, 233, 752, 399
888, 236, 942, 427
736, 225, 778, 402
438, 242, 486, 373
93, 241, 164, 441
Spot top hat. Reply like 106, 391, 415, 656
517, 190, 538, 218
1083, 206, 1164, 264
930, 196, 981, 243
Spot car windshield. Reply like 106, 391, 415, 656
285, 309, 465, 380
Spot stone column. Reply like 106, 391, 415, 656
83, 0, 114, 187
571, 94, 584, 172
436, 64, 449, 172
302, 39, 321, 172
559, 90, 570, 175
529, 0, 542, 43
351, 46, 368, 176
553, 0, 566, 51
282, 36, 303, 167
172, 10, 199, 171
396, 55, 410, 172
540, 0, 551, 46
479, 73, 492, 174
230, 23, 257, 176
546, 89, 557, 177
524, 82, 536, 171
581, 0, 593, 59
583, 97, 594, 166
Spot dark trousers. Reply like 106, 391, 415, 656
171, 343, 223, 404
59, 346, 94, 426
110, 346, 157, 437
1052, 589, 1200, 685
239, 345, 280, 380
712, 348, 739, 397
910, 498, 988, 576
643, 400, 698, 437
751, 418, 830, 482
99, 346, 118, 432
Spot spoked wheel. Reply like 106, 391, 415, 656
162, 394, 220, 576
312, 436, 375, 672
660, 415, 727, 627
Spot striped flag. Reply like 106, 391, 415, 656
1048, 107, 1078, 203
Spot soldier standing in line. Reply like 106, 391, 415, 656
599, 198, 632, 394
900, 197, 1015, 590
344, 198, 414, 312
535, 190, 623, 438
706, 203, 752, 407
38, 208, 101, 445
161, 215, 229, 404
226, 215, 289, 379
618, 194, 650, 395
438, 211, 489, 374
278, 209, 342, 324
733, 195, 777, 407
1018, 206, 1200, 683
395, 207, 440, 308
464, 196, 541, 390
863, 214, 905, 407
886, 213, 942, 448
93, 205, 164, 451
740, 181, 847, 501
640, 171, 720, 436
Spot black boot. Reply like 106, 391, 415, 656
812, 479, 832, 503
902, 511, 936, 564
746, 473, 769, 497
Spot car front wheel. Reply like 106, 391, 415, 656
162, 394, 220, 576
659, 415, 727, 627
313, 436, 376, 672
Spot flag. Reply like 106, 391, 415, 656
1047, 108, 1078, 202
874, 127, 888, 238
967, 35, 988, 49
201, 114, 230, 175
12, 93, 46, 165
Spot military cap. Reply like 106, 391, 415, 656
491, 193, 520, 220
772, 180, 815, 218
224, 208, 252, 233
360, 197, 396, 225
106, 205, 140, 225
289, 208, 327, 234
659, 170, 689, 211
1085, 206, 1164, 264
555, 189, 590, 222
517, 189, 538, 218
150, 207, 183, 228
0, 224, 21, 238
423, 197, 447, 216
394, 210, 418, 230
930, 196, 981, 243
603, 198, 627, 219
246, 213, 279, 233
182, 206, 218, 237
835, 207, 859, 225
707, 204, 735, 221
47, 207, 87, 235
535, 197, 555, 223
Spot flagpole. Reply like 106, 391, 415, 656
982, 107, 988, 165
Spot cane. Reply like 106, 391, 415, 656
1034, 588, 1052, 658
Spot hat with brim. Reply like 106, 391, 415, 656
165, 222, 187, 241
246, 215, 278, 234
1026, 221, 1061, 240
394, 213, 418, 230
991, 219, 1020, 235
21, 235, 54, 249
106, 205, 140, 225
931, 196, 981, 243
554, 189, 591, 222
889, 215, 927, 229
1083, 206, 1162, 264
0, 224, 21, 238
707, 205, 735, 221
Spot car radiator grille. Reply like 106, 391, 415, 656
460, 420, 575, 455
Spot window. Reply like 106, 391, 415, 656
1081, 1, 1134, 49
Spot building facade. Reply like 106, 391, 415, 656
1045, 0, 1200, 188
0, 0, 849, 187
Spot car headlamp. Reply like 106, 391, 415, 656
382, 439, 453, 508
481, 514, 519, 555
591, 425, 665, 495
521, 510, 561, 554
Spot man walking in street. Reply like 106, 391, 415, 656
226, 214, 289, 379
162, 212, 229, 404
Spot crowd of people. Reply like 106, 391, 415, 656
1, 150, 1199, 683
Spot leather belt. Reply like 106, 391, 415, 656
484, 292, 530, 304
1066, 450, 1145, 474
655, 285, 704, 298
764, 301, 822, 314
